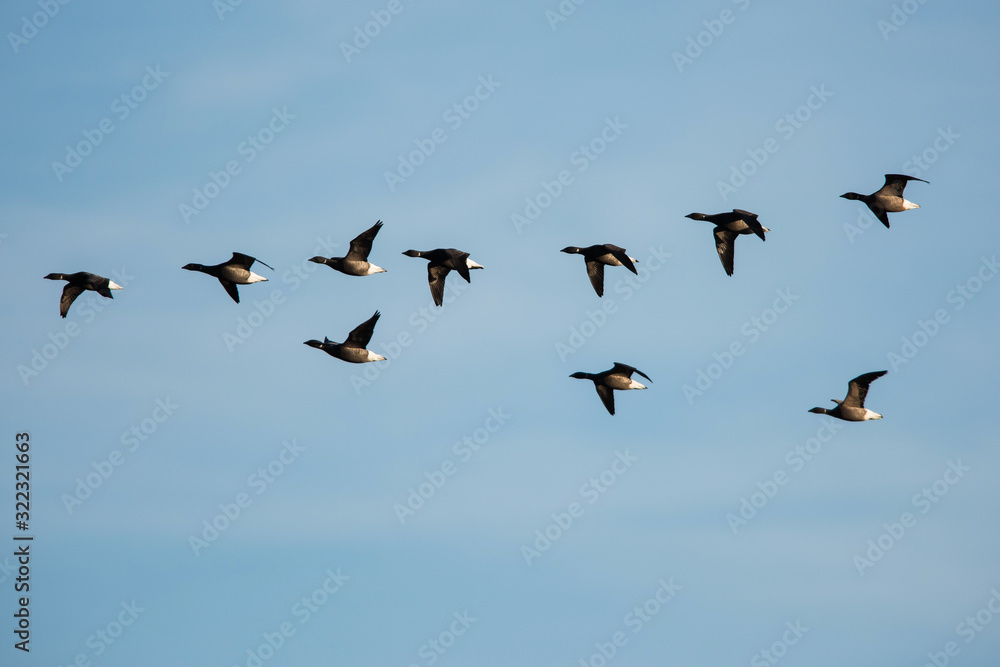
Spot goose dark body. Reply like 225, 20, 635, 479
304, 311, 386, 364
570, 362, 651, 415
43, 271, 122, 318
402, 248, 483, 306
685, 209, 769, 277
182, 252, 273, 303
841, 174, 928, 228
560, 244, 638, 297
309, 220, 387, 276
809, 370, 887, 421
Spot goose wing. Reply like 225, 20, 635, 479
878, 174, 929, 199
94, 278, 115, 299
595, 384, 615, 416
346, 311, 381, 348
427, 264, 451, 307
714, 227, 737, 276
219, 279, 240, 303
59, 284, 85, 318
604, 244, 638, 274
346, 221, 383, 261
445, 249, 472, 282
733, 209, 766, 241
844, 370, 887, 408
868, 203, 891, 229
586, 259, 605, 297
229, 252, 274, 271
612, 362, 652, 383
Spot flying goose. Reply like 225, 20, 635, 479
570, 362, 651, 415
685, 210, 768, 277
561, 244, 639, 297
808, 370, 887, 421
309, 220, 387, 276
182, 252, 273, 303
43, 272, 122, 318
402, 248, 483, 307
304, 311, 386, 363
841, 174, 928, 228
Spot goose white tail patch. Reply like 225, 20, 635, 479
902, 199, 920, 210
366, 264, 387, 275
466, 259, 484, 269
246, 272, 268, 284
366, 350, 387, 362
628, 379, 647, 390
108, 281, 123, 290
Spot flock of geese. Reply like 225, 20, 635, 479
43, 173, 926, 417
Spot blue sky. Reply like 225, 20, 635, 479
2, 1, 1000, 665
